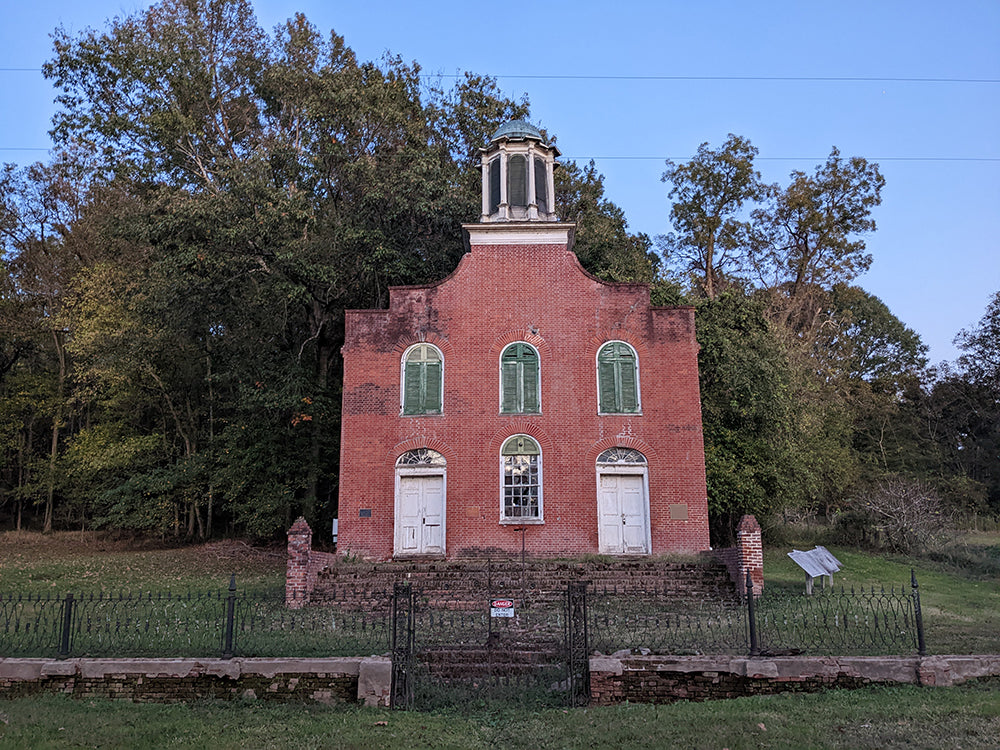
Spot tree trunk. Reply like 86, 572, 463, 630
44, 330, 67, 533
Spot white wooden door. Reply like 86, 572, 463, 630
396, 475, 444, 555
597, 474, 649, 554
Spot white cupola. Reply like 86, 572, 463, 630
479, 120, 560, 222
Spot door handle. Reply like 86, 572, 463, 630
621, 513, 626, 525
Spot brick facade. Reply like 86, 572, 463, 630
337, 222, 710, 560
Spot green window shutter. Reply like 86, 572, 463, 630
501, 344, 539, 413
424, 360, 442, 413
599, 343, 639, 413
618, 352, 638, 412
598, 358, 617, 412
521, 348, 539, 413
501, 359, 519, 412
403, 361, 423, 414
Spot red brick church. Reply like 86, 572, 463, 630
336, 120, 710, 561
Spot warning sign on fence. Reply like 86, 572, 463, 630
490, 599, 514, 618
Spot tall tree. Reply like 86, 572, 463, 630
34, 0, 544, 537
659, 134, 769, 299
750, 148, 884, 328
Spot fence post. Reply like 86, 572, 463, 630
222, 574, 236, 659
746, 571, 760, 657
911, 569, 926, 657
566, 581, 590, 707
390, 582, 414, 710
58, 593, 74, 659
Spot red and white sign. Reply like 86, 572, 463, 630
490, 599, 515, 617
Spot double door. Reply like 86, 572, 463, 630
597, 473, 649, 554
395, 475, 444, 555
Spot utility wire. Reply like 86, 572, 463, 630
2, 68, 999, 84
1, 146, 997, 162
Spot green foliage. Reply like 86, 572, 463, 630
660, 134, 769, 299
750, 148, 884, 308
695, 291, 793, 539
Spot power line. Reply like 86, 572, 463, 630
1, 145, 997, 162
440, 74, 1000, 85
2, 67, 999, 84
564, 156, 1000, 163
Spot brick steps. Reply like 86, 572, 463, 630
311, 556, 738, 610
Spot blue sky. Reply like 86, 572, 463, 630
2, 0, 997, 366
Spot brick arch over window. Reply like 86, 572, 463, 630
488, 422, 551, 456
588, 436, 658, 464
391, 332, 454, 359
587, 330, 650, 361
388, 438, 456, 465
489, 329, 550, 359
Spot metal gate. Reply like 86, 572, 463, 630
390, 581, 589, 710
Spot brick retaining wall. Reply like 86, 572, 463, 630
588, 654, 1000, 705
4, 654, 996, 706
0, 657, 391, 706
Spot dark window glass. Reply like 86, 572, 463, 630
508, 155, 527, 207
501, 436, 540, 519
534, 158, 547, 214
489, 158, 501, 214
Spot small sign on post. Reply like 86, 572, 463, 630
490, 599, 515, 618
788, 545, 842, 594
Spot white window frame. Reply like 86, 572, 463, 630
498, 341, 541, 415
595, 340, 642, 415
400, 343, 444, 416
499, 434, 543, 525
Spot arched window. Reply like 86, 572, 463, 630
500, 342, 540, 414
396, 448, 446, 466
500, 435, 542, 522
597, 342, 640, 414
402, 344, 443, 415
507, 154, 527, 208
597, 447, 647, 465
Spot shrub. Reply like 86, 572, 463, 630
839, 476, 954, 553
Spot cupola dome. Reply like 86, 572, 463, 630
479, 119, 560, 222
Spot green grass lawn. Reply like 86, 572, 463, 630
766, 532, 1000, 654
1, 682, 998, 749
0, 531, 286, 592
1, 530, 999, 747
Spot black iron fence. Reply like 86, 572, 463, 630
1, 572, 927, 662
589, 571, 926, 657
0, 577, 390, 659
388, 581, 589, 710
